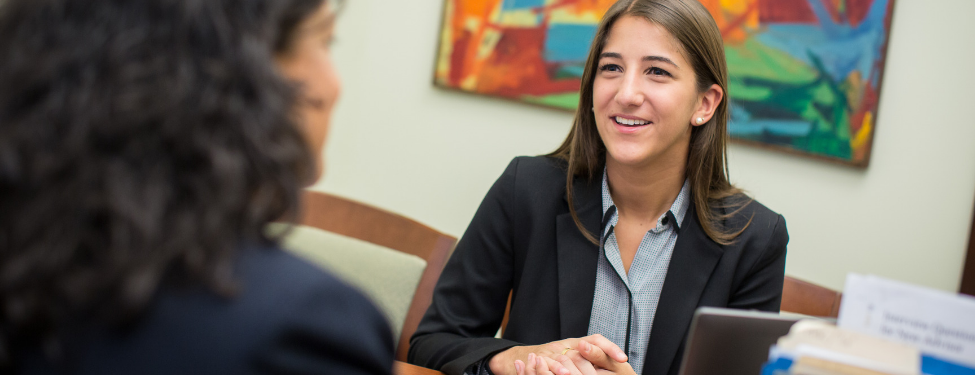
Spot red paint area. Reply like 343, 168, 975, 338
475, 27, 580, 97
846, 0, 877, 27
448, 30, 473, 87
758, 0, 817, 23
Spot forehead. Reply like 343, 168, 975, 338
301, 1, 337, 33
601, 15, 686, 60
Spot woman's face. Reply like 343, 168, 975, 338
592, 15, 721, 170
275, 2, 340, 179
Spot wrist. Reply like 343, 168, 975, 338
488, 346, 524, 375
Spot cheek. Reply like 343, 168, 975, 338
592, 79, 615, 109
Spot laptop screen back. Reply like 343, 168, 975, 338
677, 307, 803, 375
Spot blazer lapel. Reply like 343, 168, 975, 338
643, 201, 723, 375
555, 174, 601, 339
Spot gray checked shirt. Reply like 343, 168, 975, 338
587, 170, 690, 374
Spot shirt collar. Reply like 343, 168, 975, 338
600, 168, 691, 236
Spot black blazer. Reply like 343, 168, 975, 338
19, 246, 395, 375
409, 156, 788, 375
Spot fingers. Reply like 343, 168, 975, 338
516, 359, 527, 375
525, 353, 555, 375
543, 356, 571, 375
578, 342, 638, 375
567, 351, 599, 375
577, 340, 615, 371
558, 351, 597, 375
581, 334, 628, 363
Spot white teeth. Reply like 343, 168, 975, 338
616, 116, 648, 126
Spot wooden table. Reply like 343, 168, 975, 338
394, 361, 446, 375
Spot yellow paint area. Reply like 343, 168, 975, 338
435, 1, 457, 81
851, 112, 873, 150
549, 9, 602, 25
464, 16, 482, 32
498, 9, 540, 27
461, 75, 478, 91
476, 28, 502, 60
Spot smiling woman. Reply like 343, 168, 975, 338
408, 1, 788, 375
0, 0, 391, 373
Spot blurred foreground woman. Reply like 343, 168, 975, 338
0, 0, 393, 373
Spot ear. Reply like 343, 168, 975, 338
691, 83, 723, 126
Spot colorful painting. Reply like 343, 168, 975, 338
434, 0, 617, 109
434, 0, 895, 166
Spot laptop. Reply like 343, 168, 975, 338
676, 307, 809, 375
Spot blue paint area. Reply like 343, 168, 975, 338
556, 65, 586, 79
729, 104, 813, 137
544, 24, 597, 63
501, 0, 545, 11
754, 0, 889, 83
731, 120, 814, 137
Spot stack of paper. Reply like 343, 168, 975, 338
761, 320, 921, 375
838, 274, 975, 374
763, 274, 975, 375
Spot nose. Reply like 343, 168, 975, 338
615, 71, 644, 107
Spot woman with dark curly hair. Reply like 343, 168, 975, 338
0, 0, 393, 373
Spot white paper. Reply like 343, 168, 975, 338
776, 320, 920, 374
838, 274, 975, 368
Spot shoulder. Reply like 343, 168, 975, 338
235, 246, 388, 330
20, 247, 394, 374
236, 247, 395, 374
497, 155, 569, 195
715, 195, 788, 254
503, 156, 566, 182
724, 196, 783, 233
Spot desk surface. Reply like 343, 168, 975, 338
394, 361, 445, 375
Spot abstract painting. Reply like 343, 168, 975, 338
434, 0, 896, 166
433, 0, 617, 109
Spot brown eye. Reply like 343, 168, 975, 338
647, 67, 671, 77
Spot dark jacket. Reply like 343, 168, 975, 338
19, 246, 395, 375
408, 156, 788, 375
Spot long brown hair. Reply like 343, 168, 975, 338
548, 0, 750, 245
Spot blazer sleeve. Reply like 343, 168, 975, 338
727, 213, 789, 312
408, 158, 525, 375
256, 274, 395, 375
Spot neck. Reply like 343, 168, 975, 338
606, 155, 686, 223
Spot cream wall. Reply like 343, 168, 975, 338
314, 0, 975, 292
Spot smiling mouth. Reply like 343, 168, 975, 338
613, 116, 651, 127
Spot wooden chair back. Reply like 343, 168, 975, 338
296, 190, 456, 362
781, 276, 842, 318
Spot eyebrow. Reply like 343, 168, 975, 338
599, 52, 680, 69
304, 13, 336, 34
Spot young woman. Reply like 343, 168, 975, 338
0, 0, 391, 373
408, 1, 788, 375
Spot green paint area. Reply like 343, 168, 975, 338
523, 93, 579, 110
726, 39, 854, 161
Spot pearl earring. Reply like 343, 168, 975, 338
696, 117, 704, 125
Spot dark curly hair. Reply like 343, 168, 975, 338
0, 0, 329, 365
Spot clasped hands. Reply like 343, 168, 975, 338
488, 334, 637, 375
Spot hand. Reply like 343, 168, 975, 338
576, 340, 637, 375
514, 353, 555, 375
490, 335, 627, 375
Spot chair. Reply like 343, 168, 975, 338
780, 276, 843, 318
278, 190, 456, 362
497, 276, 842, 336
